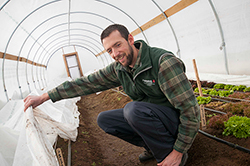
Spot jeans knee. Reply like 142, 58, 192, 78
124, 101, 140, 124
97, 111, 106, 130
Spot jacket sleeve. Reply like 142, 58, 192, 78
158, 53, 200, 153
48, 62, 121, 102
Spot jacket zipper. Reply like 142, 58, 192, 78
133, 66, 152, 81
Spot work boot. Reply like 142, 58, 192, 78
179, 153, 188, 166
139, 150, 154, 163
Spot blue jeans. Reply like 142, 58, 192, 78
97, 101, 180, 162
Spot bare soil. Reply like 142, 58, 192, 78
57, 89, 250, 166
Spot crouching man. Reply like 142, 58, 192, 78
24, 24, 200, 166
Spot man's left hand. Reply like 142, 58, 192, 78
157, 149, 183, 166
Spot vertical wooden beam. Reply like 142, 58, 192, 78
193, 59, 206, 129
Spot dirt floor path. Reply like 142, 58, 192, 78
57, 89, 250, 166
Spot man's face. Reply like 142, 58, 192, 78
102, 30, 134, 67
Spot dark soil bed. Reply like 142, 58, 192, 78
57, 89, 250, 166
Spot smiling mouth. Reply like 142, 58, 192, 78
115, 54, 124, 61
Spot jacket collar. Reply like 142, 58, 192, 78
115, 40, 152, 73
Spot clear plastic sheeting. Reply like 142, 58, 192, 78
0, 78, 80, 166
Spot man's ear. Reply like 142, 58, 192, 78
128, 34, 134, 45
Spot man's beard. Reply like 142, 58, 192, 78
118, 44, 134, 67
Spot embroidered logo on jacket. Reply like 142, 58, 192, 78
142, 79, 155, 86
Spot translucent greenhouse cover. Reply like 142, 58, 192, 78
0, 0, 250, 165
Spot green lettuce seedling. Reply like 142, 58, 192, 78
223, 115, 250, 138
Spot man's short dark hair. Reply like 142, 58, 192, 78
101, 24, 129, 43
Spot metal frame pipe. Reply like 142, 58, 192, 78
35, 28, 110, 86
36, 39, 100, 89
37, 36, 105, 87
208, 0, 229, 75
1, 0, 61, 101
151, 0, 181, 58
44, 43, 101, 84
46, 44, 98, 68
19, 10, 114, 93
0, 0, 10, 11
3, 0, 156, 100
95, 0, 149, 44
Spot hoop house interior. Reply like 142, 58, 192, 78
0, 0, 250, 165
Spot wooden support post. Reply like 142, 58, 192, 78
56, 148, 65, 166
192, 59, 206, 129
61, 47, 65, 55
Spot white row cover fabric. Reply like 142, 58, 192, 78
0, 78, 80, 166
187, 72, 250, 87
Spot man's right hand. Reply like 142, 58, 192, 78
23, 93, 50, 112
